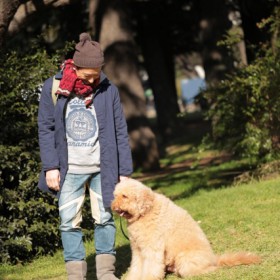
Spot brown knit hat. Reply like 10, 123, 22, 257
73, 33, 104, 68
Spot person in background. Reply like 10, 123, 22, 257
38, 32, 133, 280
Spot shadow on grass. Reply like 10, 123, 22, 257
137, 153, 256, 201
86, 244, 131, 280
169, 119, 211, 146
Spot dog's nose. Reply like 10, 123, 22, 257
111, 201, 118, 211
111, 203, 122, 213
112, 206, 120, 212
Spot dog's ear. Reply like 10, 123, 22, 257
136, 187, 155, 216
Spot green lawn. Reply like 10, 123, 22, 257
1, 134, 279, 280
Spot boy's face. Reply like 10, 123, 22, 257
75, 67, 101, 85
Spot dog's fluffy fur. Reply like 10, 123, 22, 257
111, 178, 261, 280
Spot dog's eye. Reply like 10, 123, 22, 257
122, 194, 128, 199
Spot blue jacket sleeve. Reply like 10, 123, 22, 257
112, 86, 133, 176
38, 77, 60, 172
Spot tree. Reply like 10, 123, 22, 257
95, 0, 160, 170
193, 0, 233, 82
203, 4, 280, 160
0, 0, 84, 47
1, 0, 278, 169
135, 1, 180, 138
0, 0, 21, 47
0, 0, 160, 171
237, 0, 276, 63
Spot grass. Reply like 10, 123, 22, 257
1, 122, 280, 280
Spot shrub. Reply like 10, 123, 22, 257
0, 40, 94, 264
203, 6, 280, 161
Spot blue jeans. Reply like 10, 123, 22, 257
58, 172, 116, 262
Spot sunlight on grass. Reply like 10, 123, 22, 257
1, 177, 279, 280
1, 136, 279, 280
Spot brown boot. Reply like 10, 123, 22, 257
96, 254, 119, 280
65, 260, 87, 280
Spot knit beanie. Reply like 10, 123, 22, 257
73, 33, 104, 68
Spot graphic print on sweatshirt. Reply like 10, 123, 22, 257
67, 107, 96, 142
65, 96, 100, 174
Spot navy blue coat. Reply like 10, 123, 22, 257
38, 71, 133, 208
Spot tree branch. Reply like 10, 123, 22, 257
0, 0, 21, 47
8, 0, 79, 34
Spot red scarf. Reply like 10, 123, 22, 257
56, 59, 100, 107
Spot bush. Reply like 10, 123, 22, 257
203, 6, 280, 161
0, 40, 94, 264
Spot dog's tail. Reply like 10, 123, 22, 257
217, 252, 261, 267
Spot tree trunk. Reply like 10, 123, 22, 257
88, 0, 99, 36
136, 2, 180, 139
95, 0, 160, 171
0, 0, 79, 47
8, 0, 78, 34
238, 0, 275, 63
194, 0, 232, 82
0, 0, 21, 47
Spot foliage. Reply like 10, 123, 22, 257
203, 6, 280, 161
0, 39, 83, 264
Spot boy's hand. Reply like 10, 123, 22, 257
46, 169, 60, 192
119, 176, 129, 182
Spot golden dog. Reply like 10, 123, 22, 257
111, 178, 261, 280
